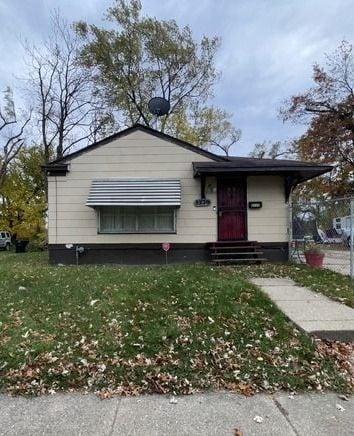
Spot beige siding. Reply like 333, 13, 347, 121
247, 176, 288, 242
48, 130, 218, 244
48, 130, 290, 246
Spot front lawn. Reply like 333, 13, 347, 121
0, 252, 352, 396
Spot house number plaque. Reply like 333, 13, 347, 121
194, 198, 211, 207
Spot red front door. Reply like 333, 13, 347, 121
218, 178, 247, 241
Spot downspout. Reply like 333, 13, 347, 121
288, 190, 293, 262
75, 246, 85, 265
285, 176, 294, 262
55, 176, 58, 244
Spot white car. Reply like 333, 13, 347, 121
0, 231, 12, 250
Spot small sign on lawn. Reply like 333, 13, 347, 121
162, 242, 171, 264
162, 242, 171, 252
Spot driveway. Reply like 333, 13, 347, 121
295, 249, 351, 276
323, 250, 351, 275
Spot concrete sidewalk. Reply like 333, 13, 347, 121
0, 392, 353, 436
251, 278, 354, 342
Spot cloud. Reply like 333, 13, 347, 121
0, 0, 353, 155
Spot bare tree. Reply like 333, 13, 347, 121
24, 12, 110, 162
280, 41, 354, 194
249, 140, 296, 160
208, 129, 241, 157
191, 106, 241, 156
0, 87, 31, 187
161, 104, 241, 155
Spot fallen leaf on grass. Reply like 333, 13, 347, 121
97, 364, 106, 373
98, 391, 113, 400
226, 382, 255, 397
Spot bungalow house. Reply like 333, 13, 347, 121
44, 124, 331, 265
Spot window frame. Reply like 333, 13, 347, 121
97, 206, 177, 234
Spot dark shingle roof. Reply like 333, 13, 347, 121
46, 124, 226, 166
43, 123, 333, 185
225, 156, 329, 168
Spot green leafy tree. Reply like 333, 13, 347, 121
166, 105, 241, 155
75, 0, 240, 153
0, 146, 47, 247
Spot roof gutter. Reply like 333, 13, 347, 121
42, 163, 69, 176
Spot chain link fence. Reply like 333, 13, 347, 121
290, 197, 354, 277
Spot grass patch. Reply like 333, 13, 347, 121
0, 252, 352, 396
236, 263, 354, 308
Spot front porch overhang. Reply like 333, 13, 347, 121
193, 160, 333, 201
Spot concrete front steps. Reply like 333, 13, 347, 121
208, 240, 267, 265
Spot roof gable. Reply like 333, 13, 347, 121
47, 124, 226, 166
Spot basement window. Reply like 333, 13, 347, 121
98, 206, 176, 234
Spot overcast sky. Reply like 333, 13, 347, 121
0, 0, 353, 155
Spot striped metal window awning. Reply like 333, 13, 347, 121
86, 179, 181, 207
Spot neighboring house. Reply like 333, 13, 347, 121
44, 124, 332, 265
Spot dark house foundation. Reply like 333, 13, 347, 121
49, 242, 289, 265
258, 242, 289, 263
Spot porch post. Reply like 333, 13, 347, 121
200, 175, 206, 199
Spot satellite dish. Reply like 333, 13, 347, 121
148, 97, 170, 116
